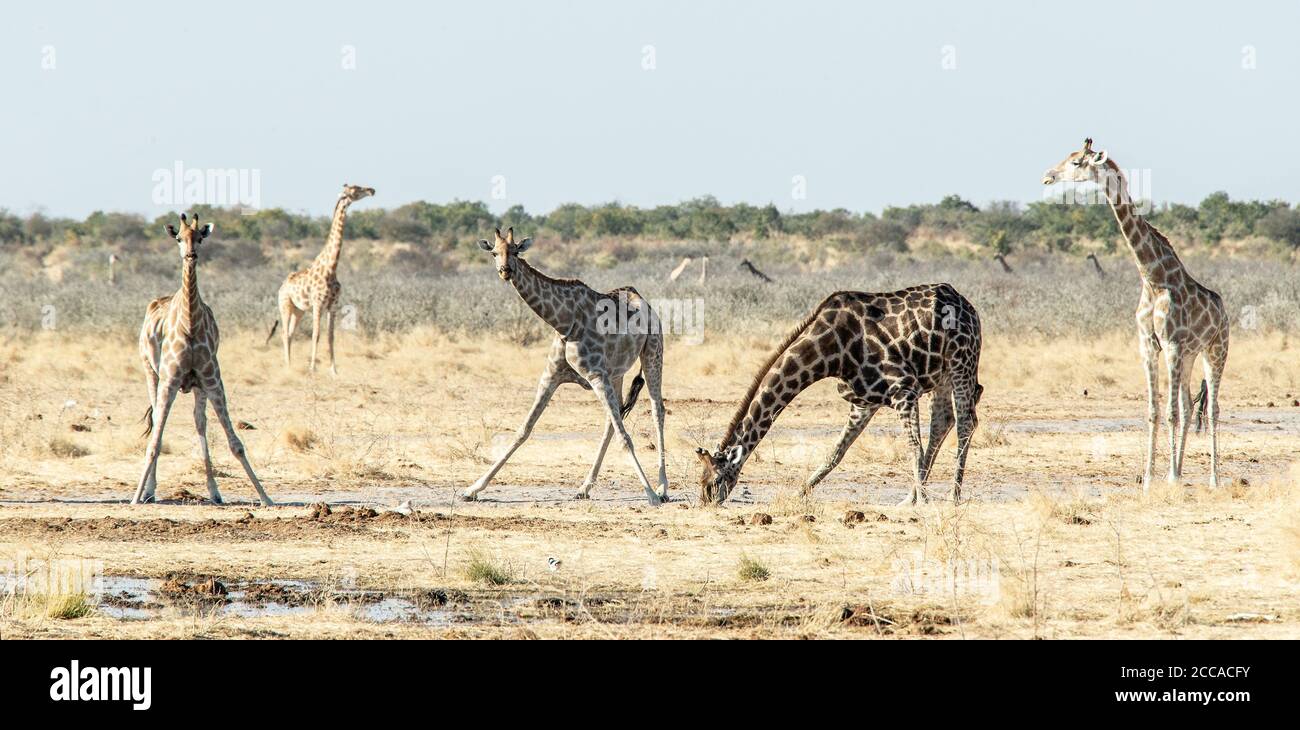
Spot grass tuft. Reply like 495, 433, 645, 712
47, 437, 89, 458
463, 550, 515, 586
737, 554, 771, 582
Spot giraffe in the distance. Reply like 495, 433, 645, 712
463, 227, 669, 505
266, 183, 375, 375
133, 213, 272, 506
1043, 138, 1229, 490
697, 284, 983, 506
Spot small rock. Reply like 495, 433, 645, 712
749, 512, 773, 526
236, 512, 255, 524
308, 502, 332, 519
799, 514, 816, 523
1292, 399, 1299, 407
236, 421, 255, 430
70, 423, 91, 432
843, 510, 866, 524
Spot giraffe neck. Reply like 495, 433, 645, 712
176, 253, 201, 337
1097, 160, 1182, 287
720, 325, 832, 470
508, 258, 596, 336
313, 197, 352, 276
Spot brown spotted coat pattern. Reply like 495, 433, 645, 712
697, 283, 983, 506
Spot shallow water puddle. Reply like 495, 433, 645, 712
89, 575, 463, 624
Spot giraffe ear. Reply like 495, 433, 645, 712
515, 237, 532, 253
724, 445, 745, 467
165, 224, 179, 238
1090, 149, 1108, 166
477, 239, 493, 252
199, 223, 214, 239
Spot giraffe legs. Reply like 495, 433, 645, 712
326, 307, 338, 377
950, 378, 978, 504
205, 375, 273, 506
462, 371, 560, 501
895, 393, 929, 507
589, 374, 661, 506
804, 404, 877, 495
1203, 343, 1226, 489
140, 357, 160, 500
1174, 368, 1194, 478
281, 301, 300, 368
577, 421, 616, 499
576, 375, 622, 499
642, 337, 670, 501
918, 384, 955, 484
192, 391, 221, 504
1164, 344, 1185, 484
1139, 331, 1160, 493
309, 306, 323, 374
133, 379, 181, 505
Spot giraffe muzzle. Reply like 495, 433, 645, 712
498, 266, 512, 281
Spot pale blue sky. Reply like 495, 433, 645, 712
3, 0, 1297, 218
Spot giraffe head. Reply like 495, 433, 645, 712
476, 227, 532, 281
695, 445, 744, 504
340, 183, 376, 203
164, 213, 213, 260
1041, 137, 1110, 186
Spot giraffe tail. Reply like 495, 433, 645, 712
265, 318, 279, 346
1192, 379, 1208, 434
140, 406, 154, 440
620, 369, 645, 419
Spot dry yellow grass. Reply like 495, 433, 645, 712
1, 330, 1298, 638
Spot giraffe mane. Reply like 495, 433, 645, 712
719, 294, 843, 448
515, 257, 596, 292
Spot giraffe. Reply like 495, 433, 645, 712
133, 213, 272, 506
1042, 138, 1229, 491
462, 227, 669, 505
696, 284, 983, 506
266, 183, 375, 375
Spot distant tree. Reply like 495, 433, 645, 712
1256, 206, 1300, 248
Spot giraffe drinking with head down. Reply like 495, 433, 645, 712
697, 284, 984, 506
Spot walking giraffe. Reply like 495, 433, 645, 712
266, 183, 375, 375
133, 213, 272, 506
696, 284, 983, 506
462, 227, 669, 505
1043, 138, 1228, 491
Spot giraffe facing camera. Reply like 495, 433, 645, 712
133, 213, 273, 506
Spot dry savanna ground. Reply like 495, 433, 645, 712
1, 328, 1299, 638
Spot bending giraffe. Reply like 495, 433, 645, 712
462, 227, 669, 505
1043, 138, 1228, 490
697, 284, 983, 506
133, 213, 272, 506
266, 183, 375, 375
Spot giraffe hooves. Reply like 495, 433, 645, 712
572, 491, 591, 501
458, 492, 479, 503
